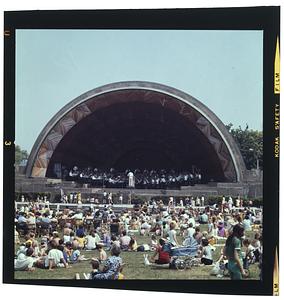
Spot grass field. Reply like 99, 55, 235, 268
14, 229, 260, 280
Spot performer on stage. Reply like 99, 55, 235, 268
127, 171, 135, 188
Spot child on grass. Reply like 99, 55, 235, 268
69, 244, 89, 263
97, 243, 108, 261
89, 258, 101, 279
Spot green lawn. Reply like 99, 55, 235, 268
14, 229, 260, 280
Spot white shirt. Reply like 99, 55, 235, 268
72, 212, 83, 220
63, 235, 71, 243
168, 229, 177, 246
141, 222, 151, 230
45, 249, 64, 267
120, 235, 131, 246
196, 198, 201, 206
202, 245, 213, 260
186, 227, 195, 238
14, 254, 34, 270
188, 217, 196, 227
86, 234, 100, 249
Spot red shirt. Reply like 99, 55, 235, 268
157, 246, 170, 263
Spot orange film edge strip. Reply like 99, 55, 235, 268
274, 37, 280, 95
273, 247, 279, 296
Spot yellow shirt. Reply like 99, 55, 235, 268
77, 237, 86, 248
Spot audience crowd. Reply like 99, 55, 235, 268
14, 195, 262, 280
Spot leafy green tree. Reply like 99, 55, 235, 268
226, 123, 263, 170
15, 145, 29, 165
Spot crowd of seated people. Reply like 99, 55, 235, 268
14, 195, 262, 280
66, 167, 202, 189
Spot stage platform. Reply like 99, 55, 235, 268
15, 174, 262, 200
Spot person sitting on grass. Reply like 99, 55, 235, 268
251, 232, 261, 262
97, 243, 108, 261
69, 231, 75, 244
111, 234, 121, 248
26, 231, 36, 245
242, 238, 255, 269
217, 222, 227, 238
89, 258, 101, 279
16, 244, 27, 257
120, 230, 131, 250
92, 245, 123, 280
85, 230, 100, 250
72, 236, 80, 250
193, 227, 203, 244
39, 241, 48, 256
83, 257, 125, 280
140, 220, 151, 236
144, 238, 171, 266
51, 231, 61, 246
63, 241, 73, 262
14, 247, 36, 271
102, 229, 111, 250
75, 257, 101, 280
128, 235, 138, 251
76, 224, 85, 238
32, 240, 40, 258
200, 238, 214, 265
76, 231, 86, 250
185, 222, 195, 238
63, 224, 72, 244
40, 232, 49, 245
45, 240, 69, 270
69, 244, 89, 263
242, 215, 251, 231
210, 216, 218, 237
24, 234, 33, 248
24, 241, 33, 254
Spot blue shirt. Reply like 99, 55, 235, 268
18, 215, 27, 223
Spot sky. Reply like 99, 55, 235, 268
15, 29, 263, 152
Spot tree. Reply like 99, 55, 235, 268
15, 145, 29, 165
226, 123, 263, 170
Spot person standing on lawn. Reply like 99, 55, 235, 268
167, 221, 179, 247
223, 224, 246, 280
